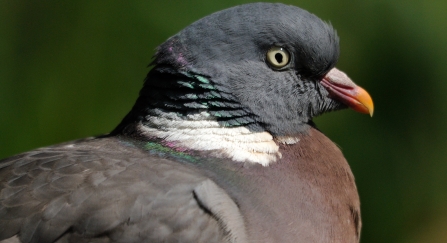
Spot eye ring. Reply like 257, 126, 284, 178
266, 46, 290, 69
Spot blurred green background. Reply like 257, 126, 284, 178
1, 1, 446, 242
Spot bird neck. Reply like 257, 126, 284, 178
113, 66, 301, 166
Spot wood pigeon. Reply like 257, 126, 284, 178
0, 3, 373, 243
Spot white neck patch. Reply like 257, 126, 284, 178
138, 111, 299, 166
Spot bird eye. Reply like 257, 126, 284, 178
266, 47, 290, 69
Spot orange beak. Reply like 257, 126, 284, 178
320, 68, 374, 116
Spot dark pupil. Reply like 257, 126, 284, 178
275, 53, 283, 63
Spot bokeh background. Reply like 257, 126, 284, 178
1, 1, 446, 242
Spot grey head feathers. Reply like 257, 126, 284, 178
115, 3, 345, 137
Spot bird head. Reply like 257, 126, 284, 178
147, 3, 373, 137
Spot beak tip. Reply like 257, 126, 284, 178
356, 87, 374, 117
365, 102, 374, 117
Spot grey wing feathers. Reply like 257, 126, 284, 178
193, 180, 248, 243
0, 137, 246, 243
